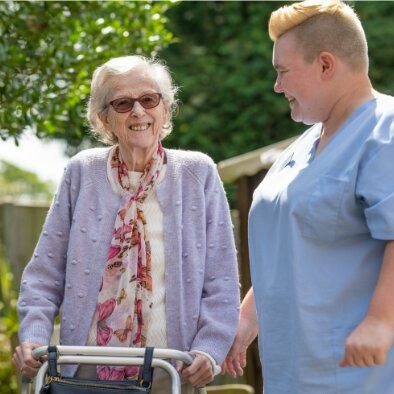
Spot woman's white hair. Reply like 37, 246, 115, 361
87, 55, 179, 144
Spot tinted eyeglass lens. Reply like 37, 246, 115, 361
110, 93, 161, 113
139, 94, 160, 108
112, 98, 133, 112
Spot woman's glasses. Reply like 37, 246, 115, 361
109, 93, 162, 113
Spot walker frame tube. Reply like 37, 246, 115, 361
23, 345, 207, 394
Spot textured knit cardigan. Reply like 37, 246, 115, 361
17, 147, 240, 377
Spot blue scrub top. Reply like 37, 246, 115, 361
249, 96, 394, 394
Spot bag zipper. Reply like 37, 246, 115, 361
47, 376, 145, 390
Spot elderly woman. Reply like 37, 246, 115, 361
13, 55, 240, 393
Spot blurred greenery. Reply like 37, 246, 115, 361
0, 160, 54, 203
0, 248, 18, 394
0, 0, 176, 149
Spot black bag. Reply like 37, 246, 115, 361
39, 346, 154, 394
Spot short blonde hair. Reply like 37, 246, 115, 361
269, 0, 368, 72
87, 55, 179, 145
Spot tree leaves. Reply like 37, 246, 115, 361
0, 0, 175, 146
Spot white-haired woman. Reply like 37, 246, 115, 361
13, 55, 240, 393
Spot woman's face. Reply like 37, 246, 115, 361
99, 72, 169, 153
272, 32, 328, 125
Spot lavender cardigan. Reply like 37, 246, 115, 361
17, 147, 240, 376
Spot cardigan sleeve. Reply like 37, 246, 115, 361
189, 160, 241, 364
17, 161, 76, 344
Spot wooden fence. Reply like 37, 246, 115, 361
0, 201, 49, 287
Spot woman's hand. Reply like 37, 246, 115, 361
221, 288, 259, 378
12, 342, 43, 378
179, 353, 214, 388
221, 320, 251, 378
339, 316, 394, 368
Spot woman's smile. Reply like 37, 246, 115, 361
128, 123, 152, 132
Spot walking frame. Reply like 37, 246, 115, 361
21, 345, 220, 394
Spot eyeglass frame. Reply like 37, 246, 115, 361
107, 93, 162, 113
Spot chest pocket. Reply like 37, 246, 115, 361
302, 175, 348, 242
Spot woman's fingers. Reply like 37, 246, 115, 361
12, 342, 42, 378
181, 353, 214, 387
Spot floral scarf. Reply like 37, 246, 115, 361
95, 143, 165, 380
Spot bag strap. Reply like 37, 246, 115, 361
47, 345, 58, 377
140, 347, 154, 388
46, 345, 154, 385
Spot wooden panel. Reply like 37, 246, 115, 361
235, 170, 267, 394
207, 383, 255, 393
0, 202, 49, 287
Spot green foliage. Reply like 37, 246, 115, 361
0, 250, 18, 393
161, 1, 304, 162
0, 160, 54, 203
0, 0, 176, 146
352, 2, 394, 95
160, 1, 394, 164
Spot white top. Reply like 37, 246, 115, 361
85, 162, 168, 348
127, 169, 168, 348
